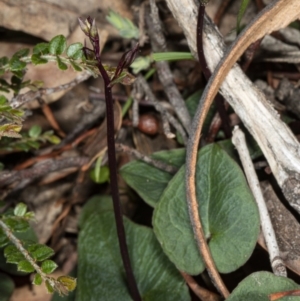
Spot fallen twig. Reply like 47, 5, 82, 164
232, 126, 286, 277
146, 0, 191, 134
116, 143, 178, 174
181, 272, 222, 301
10, 72, 90, 108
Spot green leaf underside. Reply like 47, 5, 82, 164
120, 148, 186, 207
29, 125, 42, 138
56, 57, 68, 70
0, 272, 14, 301
33, 273, 43, 285
77, 210, 190, 301
153, 144, 260, 275
227, 272, 300, 301
14, 203, 27, 217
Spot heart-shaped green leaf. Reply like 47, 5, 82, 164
120, 148, 185, 207
153, 144, 259, 274
227, 272, 300, 301
77, 210, 190, 301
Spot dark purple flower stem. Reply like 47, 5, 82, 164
197, 4, 231, 139
91, 29, 142, 301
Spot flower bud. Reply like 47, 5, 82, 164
90, 18, 98, 39
78, 18, 89, 36
113, 43, 139, 80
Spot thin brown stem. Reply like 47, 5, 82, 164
181, 272, 222, 301
184, 4, 230, 298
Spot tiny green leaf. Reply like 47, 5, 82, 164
90, 166, 109, 184
4, 245, 25, 264
31, 54, 48, 65
106, 10, 139, 39
57, 276, 77, 292
56, 56, 68, 70
4, 217, 29, 232
24, 212, 35, 220
67, 43, 83, 59
152, 52, 194, 62
70, 61, 82, 72
33, 43, 49, 55
0, 57, 9, 67
13, 49, 30, 58
32, 273, 43, 285
9, 57, 26, 72
11, 70, 24, 78
25, 140, 40, 150
0, 231, 9, 248
49, 35, 67, 55
28, 125, 42, 138
45, 280, 55, 294
45, 135, 61, 145
0, 95, 7, 104
130, 56, 151, 74
14, 203, 27, 217
41, 260, 58, 274
17, 260, 35, 273
28, 244, 54, 261
237, 0, 251, 33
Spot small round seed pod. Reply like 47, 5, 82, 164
137, 114, 159, 136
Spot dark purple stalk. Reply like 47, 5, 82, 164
79, 17, 141, 301
97, 63, 141, 301
197, 4, 231, 138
